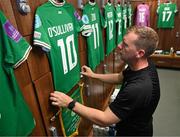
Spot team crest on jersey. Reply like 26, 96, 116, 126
74, 11, 81, 21
82, 14, 89, 24
3, 20, 22, 43
35, 14, 42, 29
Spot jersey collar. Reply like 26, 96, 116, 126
89, 1, 96, 6
107, 2, 112, 6
49, 0, 65, 7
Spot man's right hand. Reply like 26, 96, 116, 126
81, 65, 95, 78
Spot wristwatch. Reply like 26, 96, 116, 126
67, 100, 76, 110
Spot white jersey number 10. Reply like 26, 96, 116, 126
58, 34, 77, 74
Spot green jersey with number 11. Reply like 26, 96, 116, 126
83, 1, 105, 70
33, 1, 81, 93
157, 2, 177, 28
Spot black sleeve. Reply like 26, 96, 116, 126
109, 84, 142, 121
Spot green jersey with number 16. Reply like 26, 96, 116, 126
104, 2, 116, 55
82, 1, 105, 70
33, 0, 81, 94
157, 2, 177, 28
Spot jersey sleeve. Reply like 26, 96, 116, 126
33, 11, 51, 52
99, 10, 106, 28
174, 3, 178, 13
73, 10, 82, 33
0, 11, 32, 68
156, 5, 160, 14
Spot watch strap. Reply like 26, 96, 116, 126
67, 100, 76, 110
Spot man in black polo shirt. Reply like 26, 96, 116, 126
50, 26, 160, 136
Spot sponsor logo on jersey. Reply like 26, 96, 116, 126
35, 14, 42, 29
107, 12, 113, 18
58, 11, 63, 14
74, 11, 81, 21
164, 7, 170, 11
82, 14, 89, 24
34, 31, 41, 39
117, 13, 121, 18
91, 13, 96, 22
3, 20, 22, 43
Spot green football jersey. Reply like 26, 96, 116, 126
0, 11, 34, 135
157, 2, 177, 28
127, 4, 133, 27
104, 2, 116, 55
34, 1, 81, 93
116, 4, 123, 45
122, 5, 128, 37
82, 1, 105, 70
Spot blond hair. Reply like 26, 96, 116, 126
127, 26, 159, 57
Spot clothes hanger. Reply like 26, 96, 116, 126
89, 0, 95, 2
117, 0, 121, 5
56, 0, 64, 3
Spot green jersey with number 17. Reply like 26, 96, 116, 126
33, 1, 81, 94
104, 2, 116, 55
83, 1, 105, 70
157, 2, 177, 28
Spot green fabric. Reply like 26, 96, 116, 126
122, 5, 128, 37
116, 4, 123, 45
157, 3, 177, 28
83, 2, 105, 70
104, 3, 116, 55
61, 87, 83, 137
33, 1, 81, 93
0, 10, 34, 136
127, 4, 133, 27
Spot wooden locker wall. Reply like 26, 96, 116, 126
131, 0, 180, 51
0, 0, 125, 136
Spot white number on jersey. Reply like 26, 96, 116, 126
57, 34, 77, 74
118, 20, 122, 36
92, 23, 100, 49
139, 12, 145, 22
108, 20, 113, 40
162, 11, 172, 22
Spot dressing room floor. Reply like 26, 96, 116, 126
153, 68, 180, 136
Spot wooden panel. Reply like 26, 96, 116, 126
21, 84, 46, 136
27, 46, 50, 81
14, 62, 46, 136
10, 0, 48, 36
0, 0, 17, 28
33, 72, 62, 136
79, 51, 87, 67
104, 52, 114, 73
114, 48, 125, 73
24, 35, 50, 81
150, 55, 173, 67
15, 61, 32, 87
